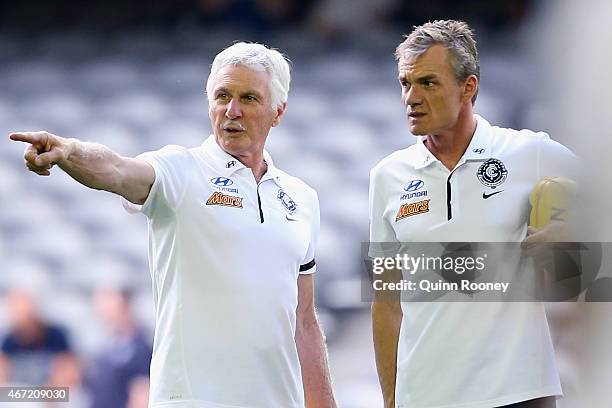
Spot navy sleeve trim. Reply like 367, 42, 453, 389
299, 259, 316, 272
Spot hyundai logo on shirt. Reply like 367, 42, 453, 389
211, 177, 233, 187
404, 179, 425, 192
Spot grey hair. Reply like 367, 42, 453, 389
396, 20, 480, 104
206, 42, 291, 109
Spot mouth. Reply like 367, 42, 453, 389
408, 112, 426, 118
223, 128, 244, 134
222, 120, 246, 134
222, 125, 246, 135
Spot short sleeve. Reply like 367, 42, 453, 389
122, 145, 191, 218
368, 167, 400, 258
537, 134, 580, 180
535, 135, 582, 231
299, 190, 320, 275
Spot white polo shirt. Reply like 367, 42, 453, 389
124, 135, 319, 408
369, 115, 576, 408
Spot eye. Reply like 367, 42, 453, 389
400, 80, 410, 90
243, 95, 258, 102
216, 92, 229, 100
423, 80, 434, 87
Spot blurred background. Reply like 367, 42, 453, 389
0, 0, 610, 407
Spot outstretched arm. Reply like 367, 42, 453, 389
9, 131, 154, 204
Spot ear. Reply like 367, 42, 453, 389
462, 75, 478, 103
271, 102, 287, 127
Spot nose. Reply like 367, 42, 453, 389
404, 85, 422, 107
225, 98, 242, 119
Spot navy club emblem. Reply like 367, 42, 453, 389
277, 189, 298, 214
477, 158, 508, 188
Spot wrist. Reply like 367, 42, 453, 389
60, 138, 78, 164
384, 390, 396, 408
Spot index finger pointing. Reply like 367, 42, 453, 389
9, 132, 44, 144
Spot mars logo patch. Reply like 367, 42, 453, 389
395, 199, 430, 222
206, 192, 243, 208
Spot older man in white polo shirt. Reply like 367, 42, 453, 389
10, 42, 336, 408
370, 20, 576, 408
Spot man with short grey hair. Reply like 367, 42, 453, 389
394, 19, 480, 105
10, 42, 336, 408
370, 20, 575, 408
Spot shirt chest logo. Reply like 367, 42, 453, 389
210, 176, 239, 193
395, 199, 430, 222
404, 179, 425, 192
476, 158, 508, 188
211, 176, 232, 186
206, 191, 243, 208
400, 179, 428, 201
277, 189, 298, 215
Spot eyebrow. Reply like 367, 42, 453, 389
214, 87, 263, 98
214, 87, 231, 95
398, 74, 438, 82
417, 75, 438, 82
241, 90, 263, 99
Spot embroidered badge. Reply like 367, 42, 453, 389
277, 189, 298, 214
395, 199, 430, 222
476, 158, 508, 188
206, 192, 243, 208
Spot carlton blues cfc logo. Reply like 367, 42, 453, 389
277, 189, 298, 214
476, 158, 508, 188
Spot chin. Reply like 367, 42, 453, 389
408, 117, 430, 136
216, 134, 244, 153
409, 125, 427, 136
222, 140, 246, 153
219, 131, 246, 141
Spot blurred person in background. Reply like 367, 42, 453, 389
532, 1, 612, 407
127, 376, 150, 408
9, 41, 335, 408
188, 0, 311, 32
370, 20, 576, 408
308, 0, 395, 40
0, 288, 80, 388
86, 287, 151, 408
